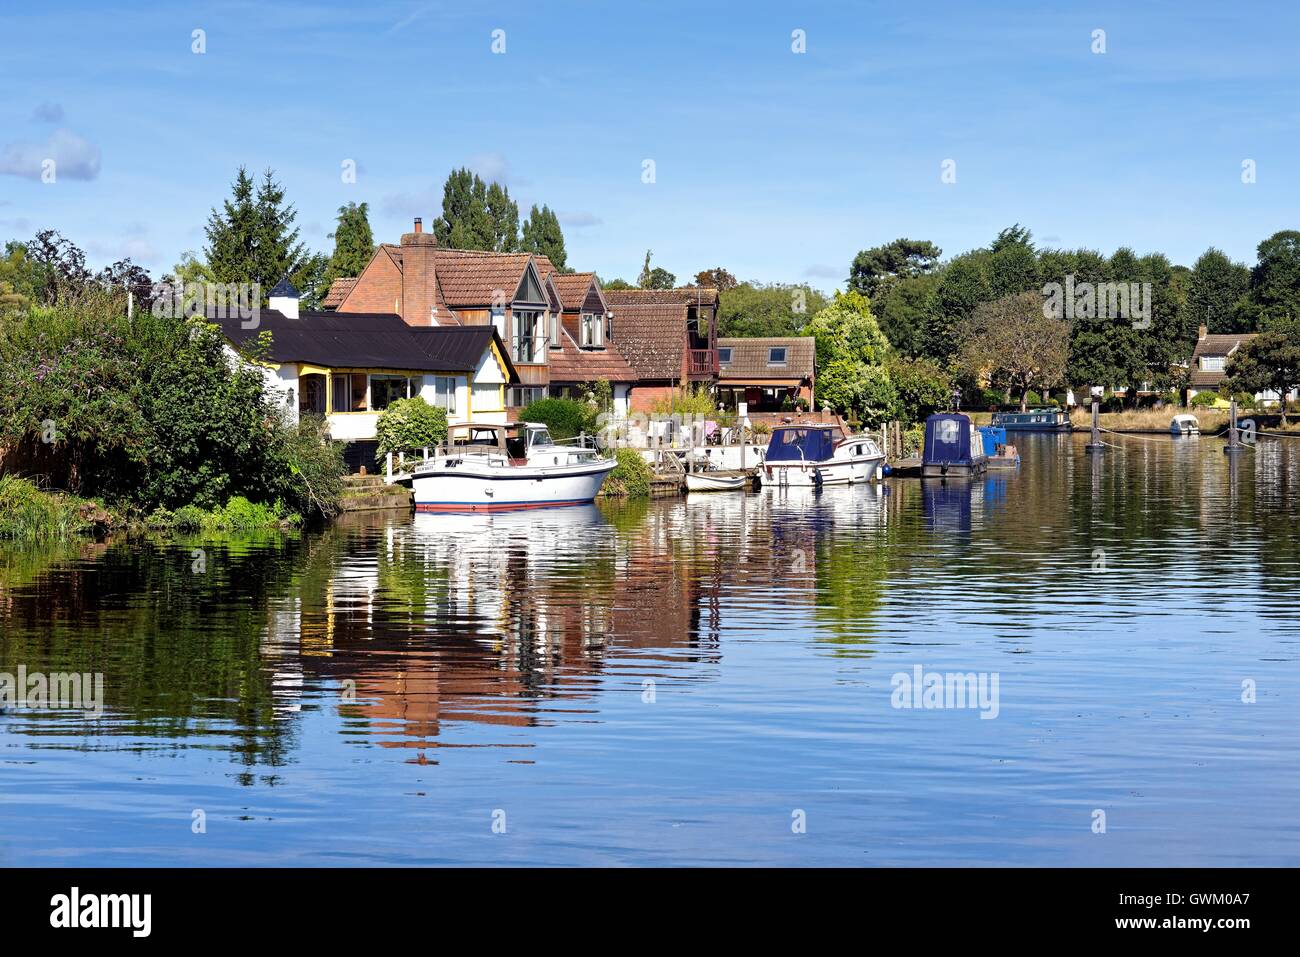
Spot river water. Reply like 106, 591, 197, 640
2, 433, 1298, 866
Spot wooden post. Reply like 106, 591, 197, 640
386, 452, 394, 481
1086, 398, 1104, 453
1225, 396, 1244, 455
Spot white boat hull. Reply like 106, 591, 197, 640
764, 454, 884, 487
411, 458, 616, 511
685, 472, 747, 493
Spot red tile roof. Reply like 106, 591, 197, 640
321, 277, 357, 309
718, 337, 815, 380
549, 329, 638, 383
551, 272, 599, 310
604, 287, 718, 380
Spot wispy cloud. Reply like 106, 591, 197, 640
467, 151, 527, 188
804, 264, 842, 279
0, 129, 101, 181
559, 210, 602, 228
31, 101, 64, 123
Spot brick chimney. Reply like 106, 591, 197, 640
400, 217, 438, 326
1198, 324, 1208, 340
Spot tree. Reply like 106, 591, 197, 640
959, 291, 1069, 412
204, 167, 322, 305
693, 267, 738, 292
18, 230, 92, 305
434, 168, 519, 252
1245, 230, 1300, 329
848, 238, 941, 299
520, 204, 566, 269
874, 272, 939, 357
1226, 326, 1300, 424
323, 202, 375, 287
803, 290, 896, 423
718, 282, 828, 338
637, 250, 675, 288
1187, 248, 1250, 335
600, 277, 633, 290
927, 252, 992, 362
888, 356, 951, 424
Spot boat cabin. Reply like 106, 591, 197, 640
991, 408, 1071, 431
922, 413, 988, 477
765, 425, 846, 463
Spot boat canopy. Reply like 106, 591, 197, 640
923, 413, 980, 466
766, 427, 837, 463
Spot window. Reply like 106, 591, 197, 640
300, 374, 327, 415
1202, 356, 1225, 371
491, 306, 507, 341
433, 376, 458, 414
768, 347, 787, 365
718, 347, 732, 364
580, 313, 604, 347
331, 373, 368, 412
507, 386, 545, 408
369, 374, 410, 411
549, 312, 561, 349
512, 310, 543, 363
473, 382, 504, 412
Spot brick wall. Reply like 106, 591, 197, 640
337, 251, 402, 315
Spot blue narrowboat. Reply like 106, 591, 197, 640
991, 408, 1071, 431
922, 413, 988, 478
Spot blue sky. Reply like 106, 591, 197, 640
2, 0, 1299, 288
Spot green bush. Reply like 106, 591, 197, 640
519, 397, 593, 440
1101, 395, 1125, 413
0, 475, 90, 540
1190, 391, 1221, 408
1232, 391, 1257, 409
601, 448, 653, 498
375, 397, 448, 458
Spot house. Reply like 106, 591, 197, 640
1187, 324, 1297, 406
601, 287, 720, 413
716, 337, 815, 412
1188, 325, 1254, 399
214, 279, 517, 472
322, 219, 641, 416
546, 272, 637, 416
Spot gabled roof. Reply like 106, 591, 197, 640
321, 277, 356, 309
718, 337, 815, 380
551, 272, 604, 312
549, 328, 638, 384
1192, 333, 1255, 360
209, 308, 516, 380
604, 286, 719, 307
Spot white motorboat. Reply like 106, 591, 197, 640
1170, 413, 1200, 436
408, 422, 616, 512
760, 424, 885, 487
685, 470, 748, 493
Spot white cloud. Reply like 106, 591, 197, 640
0, 129, 101, 181
804, 264, 841, 279
559, 210, 602, 228
466, 151, 528, 188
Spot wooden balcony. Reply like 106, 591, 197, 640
687, 348, 718, 377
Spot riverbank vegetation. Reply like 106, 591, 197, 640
0, 284, 346, 540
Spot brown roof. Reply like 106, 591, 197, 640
604, 287, 719, 306
718, 337, 815, 380
321, 277, 357, 309
551, 272, 600, 310
432, 251, 537, 307
604, 300, 686, 379
1190, 331, 1256, 387
549, 330, 638, 383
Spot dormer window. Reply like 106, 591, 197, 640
1201, 356, 1225, 371
768, 347, 787, 365
580, 313, 604, 348
718, 347, 732, 364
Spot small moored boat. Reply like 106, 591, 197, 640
685, 470, 748, 493
762, 424, 884, 487
408, 422, 616, 512
991, 407, 1071, 432
923, 413, 988, 478
977, 424, 1020, 469
1170, 413, 1200, 436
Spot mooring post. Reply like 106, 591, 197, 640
1225, 396, 1244, 455
1086, 398, 1104, 453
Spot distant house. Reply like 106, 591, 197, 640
716, 337, 815, 412
1187, 324, 1297, 406
213, 280, 517, 472
547, 272, 637, 415
601, 287, 720, 413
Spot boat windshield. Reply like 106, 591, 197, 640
766, 428, 835, 462
525, 426, 554, 448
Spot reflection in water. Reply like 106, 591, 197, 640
3, 433, 1300, 865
